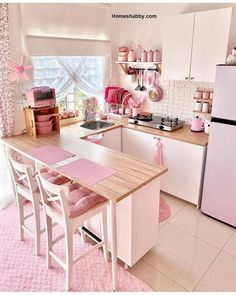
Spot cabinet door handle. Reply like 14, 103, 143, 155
153, 136, 161, 142
190, 77, 194, 80
185, 77, 189, 80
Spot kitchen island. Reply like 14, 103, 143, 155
1, 127, 167, 291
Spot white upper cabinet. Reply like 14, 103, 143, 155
162, 7, 235, 82
190, 8, 232, 82
162, 13, 194, 81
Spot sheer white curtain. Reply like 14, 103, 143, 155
32, 56, 109, 102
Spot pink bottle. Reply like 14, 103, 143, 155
153, 50, 161, 62
147, 50, 153, 62
141, 50, 147, 62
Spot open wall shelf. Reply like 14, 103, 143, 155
115, 61, 162, 74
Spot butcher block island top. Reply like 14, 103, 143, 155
1, 132, 167, 203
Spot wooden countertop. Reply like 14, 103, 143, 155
123, 123, 208, 146
1, 131, 167, 203
61, 118, 208, 146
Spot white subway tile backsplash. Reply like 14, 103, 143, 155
117, 75, 214, 123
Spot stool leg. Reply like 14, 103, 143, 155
101, 208, 109, 262
33, 201, 41, 256
65, 226, 73, 291
46, 215, 52, 268
79, 226, 86, 244
109, 200, 117, 291
16, 195, 24, 241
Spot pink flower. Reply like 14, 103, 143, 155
7, 55, 33, 82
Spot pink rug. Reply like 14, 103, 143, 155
0, 203, 152, 292
159, 196, 171, 222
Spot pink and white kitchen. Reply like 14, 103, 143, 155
1, 1, 236, 292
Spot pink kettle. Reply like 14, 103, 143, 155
191, 116, 204, 132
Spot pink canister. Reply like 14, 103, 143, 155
147, 50, 153, 62
141, 50, 147, 62
153, 50, 161, 62
128, 50, 136, 62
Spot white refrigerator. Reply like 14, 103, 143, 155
201, 65, 236, 226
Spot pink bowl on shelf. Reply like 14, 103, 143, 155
36, 124, 53, 135
36, 113, 57, 122
35, 120, 53, 127
68, 111, 75, 118
118, 46, 129, 52
61, 112, 69, 119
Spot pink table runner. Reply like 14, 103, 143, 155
27, 144, 75, 165
57, 158, 116, 185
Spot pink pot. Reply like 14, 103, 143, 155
68, 111, 75, 118
36, 113, 57, 122
36, 124, 53, 135
61, 112, 69, 119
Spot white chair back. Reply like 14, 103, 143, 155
8, 156, 35, 194
37, 171, 70, 219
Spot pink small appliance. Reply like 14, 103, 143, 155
191, 116, 204, 132
26, 86, 56, 108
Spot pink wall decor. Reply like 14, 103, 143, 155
0, 3, 14, 137
7, 55, 33, 82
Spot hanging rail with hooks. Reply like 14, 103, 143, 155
115, 61, 162, 75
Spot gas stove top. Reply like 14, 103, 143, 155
128, 114, 185, 131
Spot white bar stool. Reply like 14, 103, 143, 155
37, 171, 109, 291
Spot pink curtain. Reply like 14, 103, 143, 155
0, 3, 14, 137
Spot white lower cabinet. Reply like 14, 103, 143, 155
85, 178, 160, 267
122, 128, 206, 205
98, 127, 122, 151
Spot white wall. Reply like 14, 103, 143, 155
110, 3, 236, 122
8, 3, 111, 135
8, 3, 236, 133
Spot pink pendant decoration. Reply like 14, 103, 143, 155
7, 55, 33, 82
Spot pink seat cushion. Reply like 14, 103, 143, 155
40, 168, 70, 186
18, 168, 70, 193
66, 184, 106, 219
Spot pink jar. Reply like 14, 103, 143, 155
141, 50, 147, 62
153, 50, 161, 62
147, 50, 153, 62
202, 91, 210, 99
128, 50, 136, 62
195, 91, 203, 98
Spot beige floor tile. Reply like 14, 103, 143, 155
223, 230, 236, 257
142, 223, 220, 291
169, 205, 234, 249
195, 252, 236, 291
161, 191, 188, 220
129, 260, 186, 292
